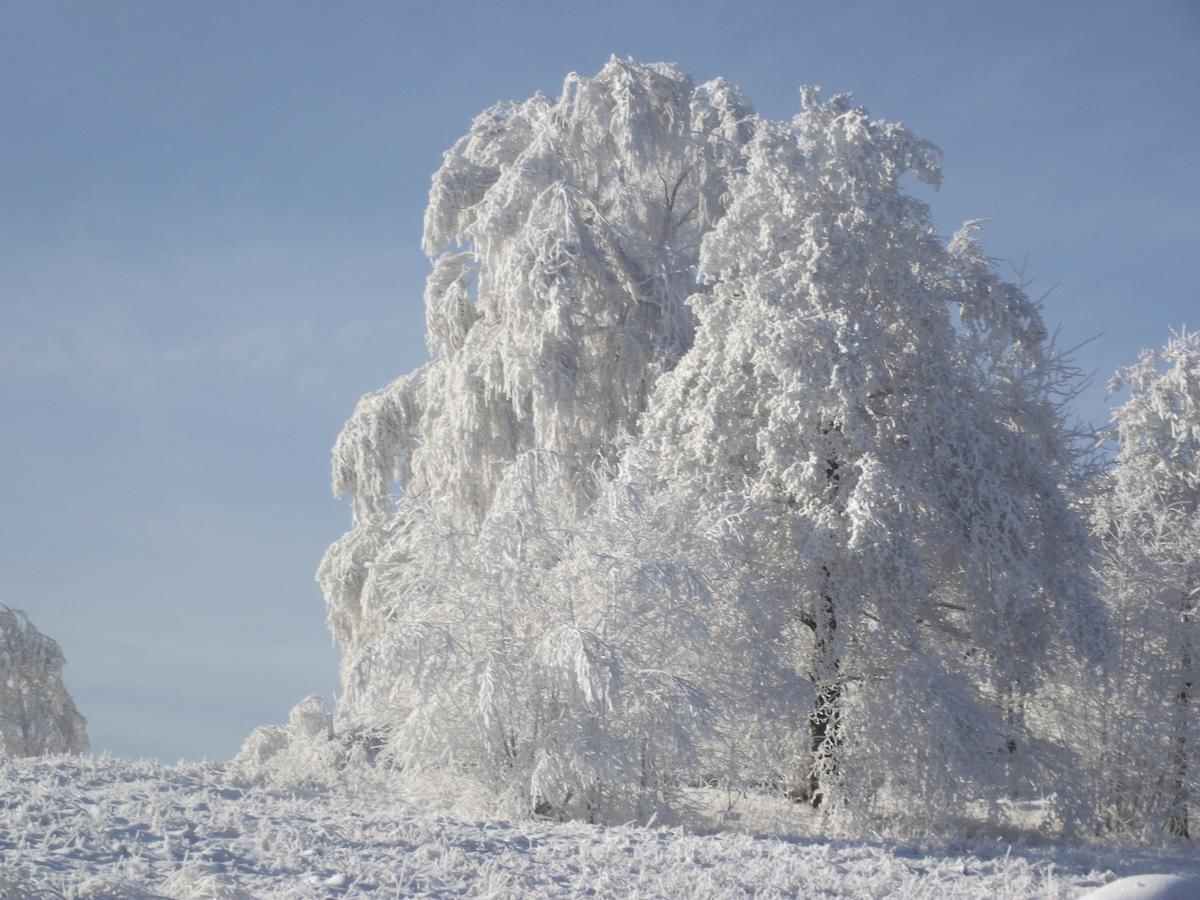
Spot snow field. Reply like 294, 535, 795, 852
2, 757, 1197, 898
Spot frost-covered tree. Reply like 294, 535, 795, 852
0, 606, 88, 757
319, 59, 1103, 828
319, 59, 758, 820
1090, 330, 1199, 839
633, 89, 1104, 824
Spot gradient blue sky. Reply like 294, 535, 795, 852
1, 1, 1196, 762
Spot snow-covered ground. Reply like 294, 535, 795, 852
0, 757, 1196, 899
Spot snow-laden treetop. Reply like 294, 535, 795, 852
332, 58, 752, 528
1105, 328, 1200, 521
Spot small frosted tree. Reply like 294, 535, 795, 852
0, 606, 88, 757
1091, 330, 1199, 839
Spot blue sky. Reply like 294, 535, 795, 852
1, 1, 1196, 762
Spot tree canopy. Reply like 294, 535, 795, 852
312, 58, 1113, 831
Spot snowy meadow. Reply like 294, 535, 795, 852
1, 757, 1197, 898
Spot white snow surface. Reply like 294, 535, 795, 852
1080, 875, 1200, 899
1, 757, 1197, 898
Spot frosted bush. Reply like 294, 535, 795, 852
0, 604, 88, 757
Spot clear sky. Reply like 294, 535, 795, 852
1, 1, 1196, 762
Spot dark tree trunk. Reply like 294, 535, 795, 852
806, 577, 842, 808
1166, 585, 1193, 839
806, 430, 845, 808
808, 634, 841, 805
791, 424, 845, 809
1001, 682, 1025, 799
1165, 672, 1190, 839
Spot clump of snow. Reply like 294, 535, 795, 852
1080, 875, 1200, 899
0, 756, 1197, 898
232, 695, 372, 792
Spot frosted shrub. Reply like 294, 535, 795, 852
0, 605, 88, 757
233, 695, 344, 790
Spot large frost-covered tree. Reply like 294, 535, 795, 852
1089, 331, 1199, 838
0, 606, 88, 757
633, 89, 1104, 822
319, 59, 762, 820
318, 59, 1103, 828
